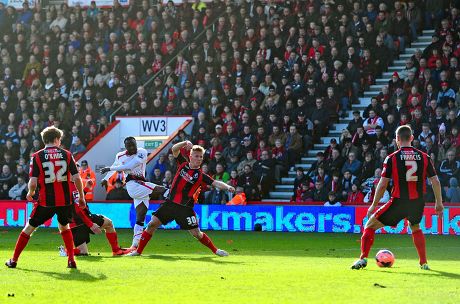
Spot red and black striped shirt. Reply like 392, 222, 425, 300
167, 153, 214, 208
381, 147, 437, 200
29, 146, 79, 207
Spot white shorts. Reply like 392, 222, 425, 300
126, 180, 157, 208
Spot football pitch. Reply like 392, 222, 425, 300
1, 228, 459, 304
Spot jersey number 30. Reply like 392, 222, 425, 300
43, 161, 68, 184
405, 160, 418, 181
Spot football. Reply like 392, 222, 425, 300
375, 249, 395, 267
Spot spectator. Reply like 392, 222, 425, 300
8, 176, 27, 200
294, 182, 313, 203
345, 182, 365, 205
238, 164, 259, 201
150, 168, 164, 186
312, 165, 330, 185
312, 180, 328, 202
284, 125, 303, 169
0, 0, 455, 202
78, 160, 96, 201
213, 163, 230, 183
272, 138, 287, 183
223, 137, 242, 164
438, 149, 460, 187
341, 152, 362, 176
0, 183, 10, 200
347, 111, 364, 137
0, 164, 15, 188
106, 179, 131, 200
363, 109, 385, 138
446, 177, 460, 203
253, 150, 275, 197
310, 98, 329, 142
357, 152, 376, 183
236, 151, 256, 177
70, 137, 86, 155
153, 154, 168, 175
324, 191, 341, 207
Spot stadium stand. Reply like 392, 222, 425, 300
0, 0, 459, 204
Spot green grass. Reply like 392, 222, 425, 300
1, 228, 459, 304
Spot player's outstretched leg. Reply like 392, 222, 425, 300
126, 216, 162, 256
190, 229, 229, 257
411, 224, 429, 270
101, 217, 130, 256
351, 216, 383, 269
59, 244, 89, 257
5, 224, 35, 268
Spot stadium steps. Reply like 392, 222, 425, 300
263, 29, 436, 202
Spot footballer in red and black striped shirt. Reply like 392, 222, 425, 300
126, 141, 236, 257
167, 152, 214, 208
5, 126, 86, 270
351, 125, 444, 270
30, 145, 79, 207
381, 146, 437, 200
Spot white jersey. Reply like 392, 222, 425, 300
103, 148, 148, 181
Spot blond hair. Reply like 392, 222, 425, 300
191, 145, 205, 154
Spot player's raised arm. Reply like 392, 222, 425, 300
107, 155, 144, 172
212, 180, 236, 193
171, 140, 193, 157
101, 154, 121, 187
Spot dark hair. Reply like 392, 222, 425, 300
396, 125, 412, 141
40, 126, 63, 144
124, 136, 136, 144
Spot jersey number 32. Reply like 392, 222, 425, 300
43, 161, 68, 184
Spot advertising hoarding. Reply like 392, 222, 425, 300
1, 202, 459, 235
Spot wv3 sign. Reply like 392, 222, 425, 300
140, 118, 167, 136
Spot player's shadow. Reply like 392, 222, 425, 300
75, 255, 106, 262
144, 254, 244, 264
370, 269, 460, 280
18, 268, 108, 281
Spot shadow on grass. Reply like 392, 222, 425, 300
17, 268, 107, 281
369, 269, 460, 280
74, 255, 106, 262
143, 254, 244, 264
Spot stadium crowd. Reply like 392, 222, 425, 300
0, 0, 459, 203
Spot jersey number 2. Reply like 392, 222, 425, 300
43, 161, 68, 184
405, 160, 418, 181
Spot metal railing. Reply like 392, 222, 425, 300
108, 8, 228, 122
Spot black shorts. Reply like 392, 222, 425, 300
153, 201, 198, 230
374, 198, 425, 226
71, 225, 91, 247
71, 214, 105, 247
29, 204, 73, 227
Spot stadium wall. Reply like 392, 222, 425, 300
0, 201, 459, 235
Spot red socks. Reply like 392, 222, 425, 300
106, 232, 120, 252
73, 248, 81, 255
61, 229, 75, 261
136, 230, 152, 254
360, 228, 375, 259
12, 231, 31, 262
199, 233, 218, 254
412, 229, 427, 265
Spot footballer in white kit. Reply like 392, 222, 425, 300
100, 137, 167, 250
